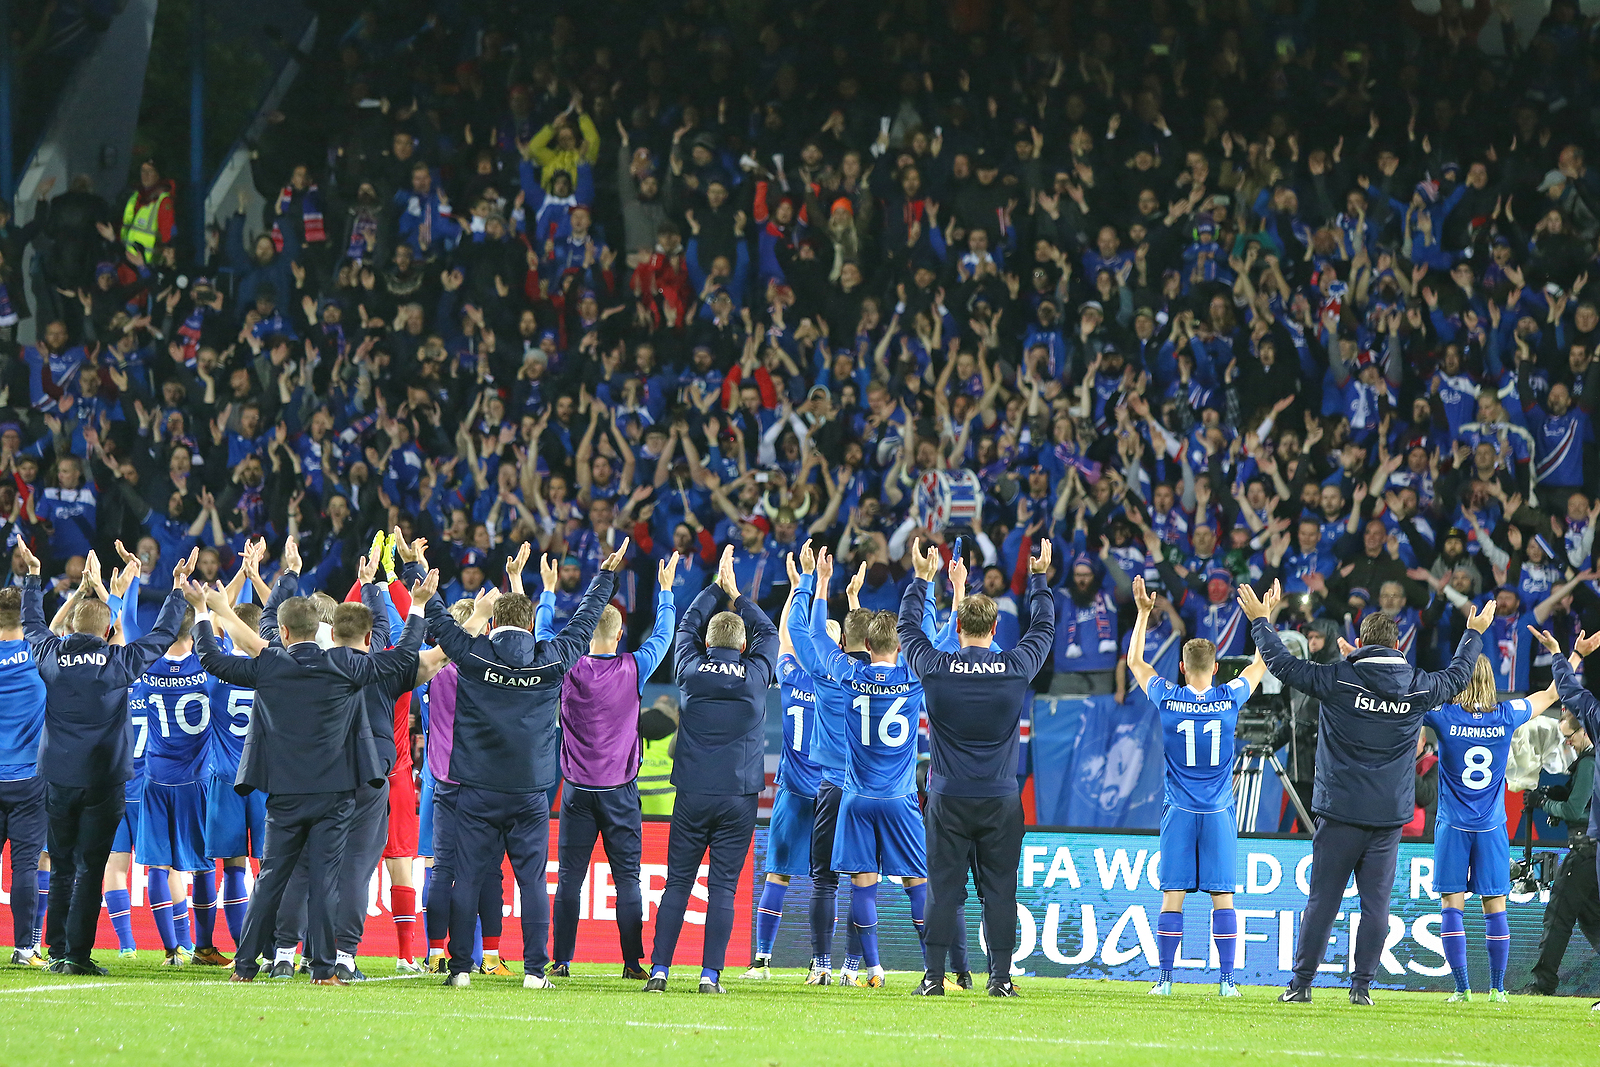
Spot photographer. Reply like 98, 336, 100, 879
1520, 709, 1598, 997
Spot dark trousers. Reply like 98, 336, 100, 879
235, 790, 355, 980
1529, 841, 1600, 994
923, 790, 1023, 979
447, 786, 549, 976
43, 781, 124, 964
273, 779, 389, 957
1292, 816, 1402, 986
553, 782, 643, 966
0, 777, 46, 950
425, 783, 502, 946
650, 792, 757, 974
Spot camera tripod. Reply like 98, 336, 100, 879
1231, 742, 1314, 833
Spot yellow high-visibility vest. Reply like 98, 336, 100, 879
638, 735, 675, 816
121, 189, 170, 252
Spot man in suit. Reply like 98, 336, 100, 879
190, 546, 433, 984
17, 541, 193, 974
645, 546, 778, 994
404, 533, 628, 989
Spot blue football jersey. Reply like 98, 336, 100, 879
205, 651, 255, 780
816, 647, 923, 799
132, 652, 212, 785
776, 653, 823, 798
1149, 676, 1250, 811
1425, 699, 1535, 832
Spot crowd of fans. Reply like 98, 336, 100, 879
2, 0, 1600, 697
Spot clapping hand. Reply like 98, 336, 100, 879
179, 578, 209, 610
15, 540, 39, 577
173, 546, 200, 585
1030, 538, 1053, 575
600, 537, 631, 572
658, 551, 680, 590
357, 553, 380, 585
815, 547, 836, 591
1132, 575, 1155, 614
281, 536, 302, 574
410, 568, 441, 604
1236, 578, 1282, 621
505, 542, 531, 595
715, 545, 739, 597
1465, 599, 1496, 633
910, 539, 942, 582
539, 552, 559, 593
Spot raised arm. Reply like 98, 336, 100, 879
194, 618, 260, 688
1126, 576, 1158, 693
1239, 580, 1341, 698
1414, 609, 1490, 707
674, 584, 722, 682
546, 551, 624, 669
632, 555, 678, 684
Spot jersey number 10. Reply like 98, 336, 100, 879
1176, 718, 1223, 767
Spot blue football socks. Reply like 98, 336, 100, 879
850, 883, 880, 969
1485, 910, 1510, 992
105, 887, 136, 952
147, 870, 177, 952
756, 880, 787, 958
1157, 910, 1183, 984
1212, 908, 1237, 983
191, 869, 218, 950
1440, 907, 1469, 992
222, 866, 249, 945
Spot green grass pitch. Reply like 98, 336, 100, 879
3, 953, 1596, 1066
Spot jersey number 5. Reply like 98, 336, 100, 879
1176, 718, 1222, 767
854, 694, 911, 748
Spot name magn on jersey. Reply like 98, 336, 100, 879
1149, 676, 1249, 812
131, 652, 212, 785
777, 653, 823, 798
1425, 699, 1535, 832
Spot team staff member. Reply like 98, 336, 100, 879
1242, 580, 1493, 1005
545, 549, 677, 980
0, 587, 49, 966
21, 542, 193, 975
192, 562, 431, 985
897, 538, 1055, 998
1527, 627, 1600, 1008
411, 536, 626, 989
646, 546, 778, 994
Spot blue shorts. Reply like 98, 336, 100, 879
1434, 824, 1511, 897
1159, 805, 1237, 893
418, 773, 437, 859
832, 792, 926, 878
204, 775, 265, 860
112, 800, 141, 855
766, 787, 816, 877
136, 781, 208, 871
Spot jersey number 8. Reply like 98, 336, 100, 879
854, 694, 911, 748
1461, 745, 1493, 789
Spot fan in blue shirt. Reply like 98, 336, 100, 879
742, 570, 833, 980
1422, 655, 1558, 1002
1128, 575, 1268, 999
794, 546, 928, 989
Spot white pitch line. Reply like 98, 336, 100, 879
0, 982, 122, 994
150, 1001, 1550, 1067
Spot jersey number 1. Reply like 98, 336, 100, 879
1177, 718, 1222, 767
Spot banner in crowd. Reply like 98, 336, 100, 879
755, 828, 1589, 993
1031, 694, 1166, 829
0, 819, 751, 965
